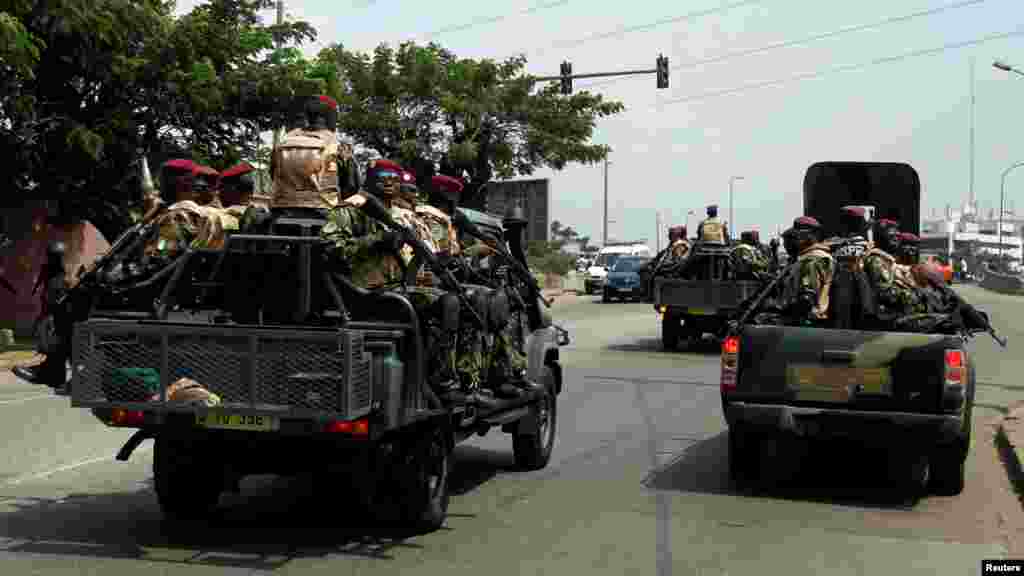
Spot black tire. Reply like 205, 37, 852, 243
513, 365, 558, 470
601, 289, 610, 303
153, 434, 222, 522
728, 424, 756, 487
662, 312, 679, 351
387, 426, 452, 534
928, 446, 966, 496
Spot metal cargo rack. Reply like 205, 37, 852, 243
71, 319, 383, 422
654, 278, 760, 310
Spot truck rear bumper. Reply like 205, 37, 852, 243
724, 402, 964, 444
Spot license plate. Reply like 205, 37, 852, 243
196, 411, 280, 432
787, 365, 892, 402
687, 308, 713, 315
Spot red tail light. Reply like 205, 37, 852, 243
722, 336, 739, 355
110, 409, 145, 427
324, 418, 369, 437
721, 336, 740, 393
944, 349, 964, 384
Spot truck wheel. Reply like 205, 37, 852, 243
513, 366, 558, 470
601, 289, 611, 303
390, 427, 452, 534
662, 313, 679, 351
928, 448, 966, 496
153, 434, 221, 522
728, 424, 756, 487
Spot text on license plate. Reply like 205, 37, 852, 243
196, 412, 280, 432
786, 364, 892, 402
687, 308, 712, 315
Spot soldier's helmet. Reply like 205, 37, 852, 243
364, 159, 404, 197
431, 174, 464, 206
707, 205, 718, 217
304, 95, 338, 132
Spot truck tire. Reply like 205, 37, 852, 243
928, 447, 966, 496
728, 424, 756, 487
513, 365, 558, 470
601, 289, 611, 303
385, 426, 452, 535
662, 312, 679, 351
153, 434, 221, 522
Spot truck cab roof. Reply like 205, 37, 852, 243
803, 162, 920, 236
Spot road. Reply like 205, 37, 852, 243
0, 284, 1022, 575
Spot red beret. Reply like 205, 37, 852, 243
432, 175, 464, 196
877, 218, 899, 228
370, 159, 404, 174
220, 162, 255, 180
793, 216, 822, 229
840, 206, 867, 218
898, 232, 920, 243
193, 165, 219, 178
163, 159, 195, 172
318, 95, 338, 110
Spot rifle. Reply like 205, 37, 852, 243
919, 270, 1007, 348
452, 209, 552, 309
354, 194, 486, 330
728, 263, 798, 336
56, 201, 168, 306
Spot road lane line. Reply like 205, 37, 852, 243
0, 394, 60, 406
2, 445, 153, 486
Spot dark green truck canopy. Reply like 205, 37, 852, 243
803, 162, 921, 236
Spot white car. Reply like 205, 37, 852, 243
584, 244, 651, 294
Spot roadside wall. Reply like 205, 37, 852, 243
979, 265, 1024, 296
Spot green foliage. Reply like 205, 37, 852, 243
314, 41, 625, 208
525, 239, 576, 276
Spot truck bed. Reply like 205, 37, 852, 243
70, 319, 408, 428
653, 277, 760, 311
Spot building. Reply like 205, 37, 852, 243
480, 179, 550, 244
920, 202, 1023, 263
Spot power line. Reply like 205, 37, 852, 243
527, 0, 770, 58
580, 0, 991, 89
420, 0, 573, 40
653, 27, 1024, 106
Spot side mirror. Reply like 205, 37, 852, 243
556, 325, 570, 346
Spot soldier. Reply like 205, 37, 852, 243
730, 230, 770, 280
697, 205, 728, 245
219, 162, 257, 208
669, 225, 691, 261
192, 165, 221, 207
12, 240, 69, 388
830, 206, 872, 266
418, 174, 462, 259
863, 219, 928, 318
897, 232, 921, 265
781, 227, 800, 264
267, 95, 342, 219
778, 216, 835, 323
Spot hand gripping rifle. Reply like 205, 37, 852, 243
726, 263, 798, 337
354, 194, 486, 330
916, 267, 1007, 348
452, 209, 552, 309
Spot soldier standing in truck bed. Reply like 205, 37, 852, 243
697, 205, 728, 245
778, 217, 835, 324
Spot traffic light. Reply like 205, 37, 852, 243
656, 54, 669, 89
560, 61, 573, 95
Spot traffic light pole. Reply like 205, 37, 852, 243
532, 69, 658, 82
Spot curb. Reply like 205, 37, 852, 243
996, 403, 1024, 500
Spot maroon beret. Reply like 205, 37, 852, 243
877, 218, 900, 228
318, 95, 338, 110
898, 232, 920, 243
369, 159, 404, 175
793, 216, 822, 229
432, 175, 464, 196
840, 206, 867, 218
193, 165, 219, 178
163, 159, 195, 173
220, 162, 255, 180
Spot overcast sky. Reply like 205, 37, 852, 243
174, 0, 1024, 244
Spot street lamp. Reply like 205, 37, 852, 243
729, 176, 744, 241
686, 210, 695, 239
602, 159, 612, 246
994, 59, 1024, 77
999, 161, 1024, 270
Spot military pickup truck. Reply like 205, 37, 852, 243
652, 245, 759, 350
721, 161, 1005, 497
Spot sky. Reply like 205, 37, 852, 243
173, 0, 1024, 246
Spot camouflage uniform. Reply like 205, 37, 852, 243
146, 201, 241, 256
862, 248, 928, 316
730, 241, 769, 279
670, 238, 691, 261
697, 208, 727, 245
777, 217, 834, 322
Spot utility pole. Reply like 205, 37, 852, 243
272, 0, 285, 150
969, 56, 976, 216
603, 159, 610, 246
656, 211, 661, 253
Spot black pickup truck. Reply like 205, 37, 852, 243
721, 161, 1004, 497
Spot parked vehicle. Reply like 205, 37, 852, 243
601, 256, 650, 302
585, 243, 651, 294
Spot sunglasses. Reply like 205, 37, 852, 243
376, 170, 400, 179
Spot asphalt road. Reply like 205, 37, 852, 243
0, 284, 1022, 575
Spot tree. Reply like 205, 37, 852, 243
0, 0, 317, 241
550, 220, 563, 238
318, 41, 625, 209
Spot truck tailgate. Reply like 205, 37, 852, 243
732, 325, 958, 413
654, 278, 759, 310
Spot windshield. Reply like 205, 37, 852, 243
612, 258, 644, 272
594, 253, 620, 268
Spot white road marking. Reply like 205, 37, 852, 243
2, 445, 153, 486
0, 394, 59, 406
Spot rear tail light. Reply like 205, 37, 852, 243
110, 409, 146, 427
721, 336, 740, 393
944, 349, 964, 385
324, 417, 369, 437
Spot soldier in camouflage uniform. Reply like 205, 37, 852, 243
697, 205, 727, 245
897, 232, 921, 265
862, 218, 929, 317
669, 226, 691, 261
730, 230, 769, 280
778, 217, 835, 323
